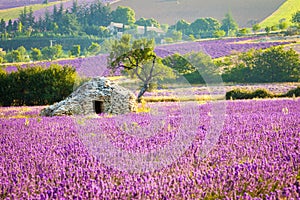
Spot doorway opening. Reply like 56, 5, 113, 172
93, 100, 104, 114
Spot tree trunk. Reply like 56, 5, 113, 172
137, 83, 148, 102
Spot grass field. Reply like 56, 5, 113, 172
0, 0, 68, 21
259, 0, 300, 28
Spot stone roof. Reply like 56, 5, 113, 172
40, 77, 137, 116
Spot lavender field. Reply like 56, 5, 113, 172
4, 37, 292, 78
0, 99, 300, 199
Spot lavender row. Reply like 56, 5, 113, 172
1, 99, 300, 199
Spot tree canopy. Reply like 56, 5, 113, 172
108, 35, 175, 100
221, 12, 239, 36
111, 6, 136, 25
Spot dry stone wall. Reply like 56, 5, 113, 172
40, 77, 137, 116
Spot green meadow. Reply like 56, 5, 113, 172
0, 1, 67, 21
259, 0, 300, 28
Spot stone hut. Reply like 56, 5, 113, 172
40, 77, 137, 116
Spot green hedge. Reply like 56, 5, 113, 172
0, 36, 103, 52
0, 64, 79, 106
226, 87, 300, 100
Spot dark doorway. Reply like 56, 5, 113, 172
94, 100, 104, 114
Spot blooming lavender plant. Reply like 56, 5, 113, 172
0, 99, 299, 199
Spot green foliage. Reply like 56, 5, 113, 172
238, 28, 250, 36
70, 45, 81, 57
292, 10, 300, 26
0, 64, 79, 106
112, 6, 136, 25
162, 53, 194, 75
226, 87, 300, 100
0, 37, 103, 54
30, 47, 42, 61
87, 42, 101, 56
284, 86, 300, 97
189, 17, 221, 38
222, 46, 300, 83
174, 19, 190, 34
221, 12, 239, 36
252, 24, 261, 33
135, 17, 160, 28
184, 51, 218, 84
108, 35, 175, 100
225, 88, 274, 100
213, 30, 226, 38
162, 51, 218, 84
41, 44, 63, 60
4, 46, 29, 62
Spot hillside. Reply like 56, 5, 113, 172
0, 0, 286, 27
110, 0, 286, 27
259, 0, 300, 28
0, 0, 59, 9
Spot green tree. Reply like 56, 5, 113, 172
252, 24, 261, 33
71, 45, 81, 57
17, 46, 29, 61
87, 42, 101, 56
6, 50, 21, 62
108, 35, 175, 101
112, 6, 135, 25
162, 53, 194, 75
30, 48, 42, 61
19, 6, 28, 29
170, 30, 182, 42
252, 46, 300, 82
17, 21, 23, 33
174, 19, 190, 35
292, 10, 300, 27
222, 46, 300, 83
58, 13, 81, 35
221, 12, 239, 36
205, 17, 221, 32
6, 20, 12, 33
41, 44, 63, 60
135, 17, 160, 27
0, 19, 6, 33
190, 18, 209, 37
238, 28, 250, 36
213, 30, 226, 38
265, 26, 271, 34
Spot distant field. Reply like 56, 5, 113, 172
0, 0, 114, 21
0, 0, 287, 28
110, 0, 285, 27
0, 0, 59, 10
0, 1, 68, 21
259, 0, 300, 28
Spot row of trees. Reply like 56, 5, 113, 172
0, 1, 162, 39
0, 0, 241, 40
170, 13, 239, 39
1, 1, 300, 42
0, 42, 102, 63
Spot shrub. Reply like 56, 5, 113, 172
225, 88, 252, 100
251, 88, 274, 98
0, 64, 80, 106
226, 88, 274, 100
284, 86, 300, 97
